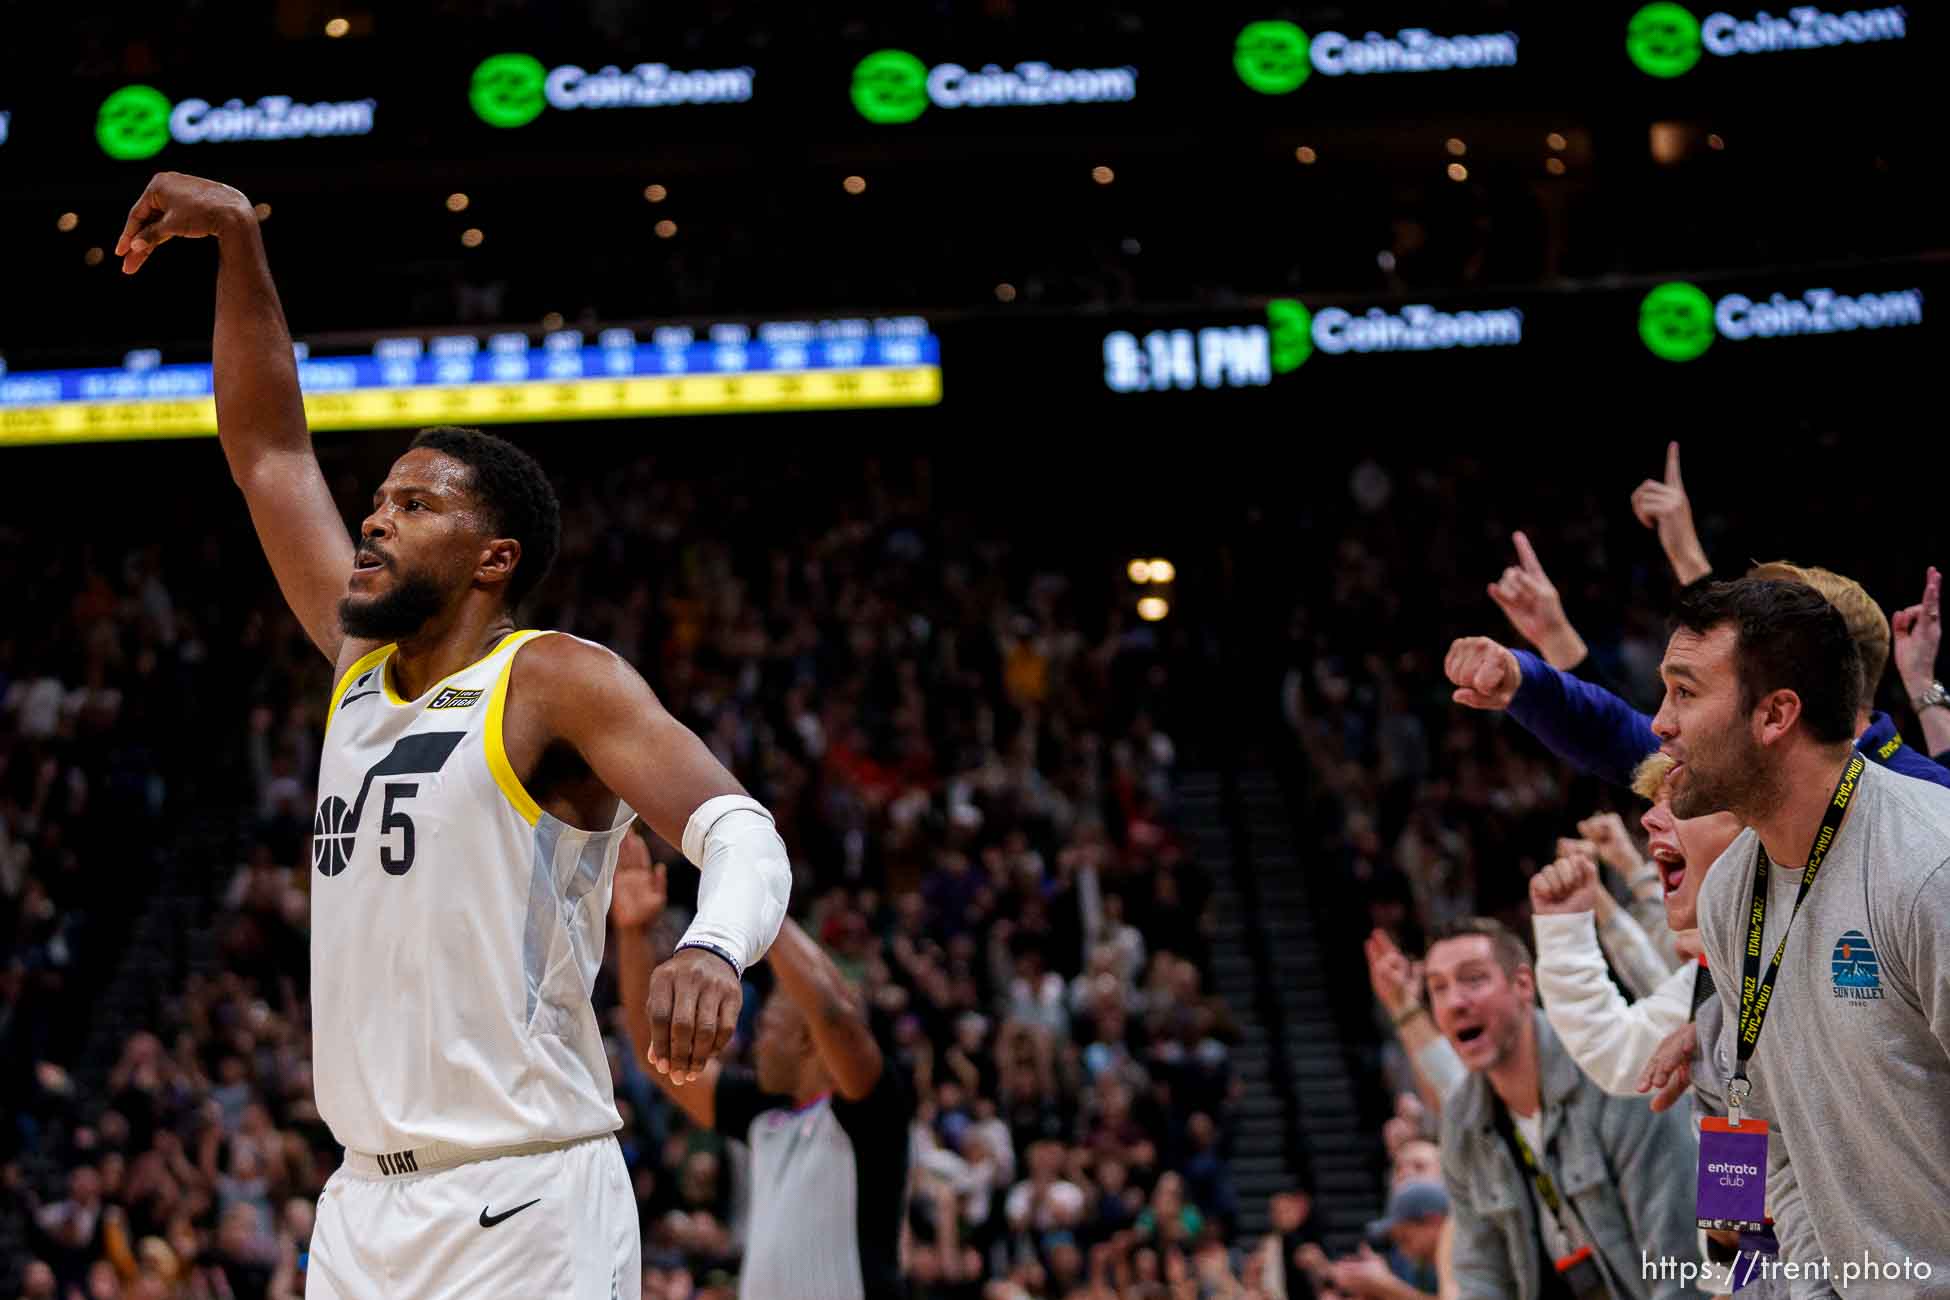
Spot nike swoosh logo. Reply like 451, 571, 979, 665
479, 1199, 540, 1228
338, 690, 380, 710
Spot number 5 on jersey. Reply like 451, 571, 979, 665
313, 731, 466, 878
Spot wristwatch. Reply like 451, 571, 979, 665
1914, 681, 1950, 714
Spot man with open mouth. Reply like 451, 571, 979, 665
1530, 753, 1741, 1102
1653, 577, 1950, 1295
1424, 914, 1697, 1298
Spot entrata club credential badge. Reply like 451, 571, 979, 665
1697, 1117, 1769, 1232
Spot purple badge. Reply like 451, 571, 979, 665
1697, 1117, 1769, 1231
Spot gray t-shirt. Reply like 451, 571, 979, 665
1697, 760, 1950, 1298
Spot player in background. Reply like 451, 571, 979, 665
611, 835, 912, 1300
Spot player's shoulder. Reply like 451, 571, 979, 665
507, 631, 658, 719
510, 629, 619, 674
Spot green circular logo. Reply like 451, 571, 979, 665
1267, 299, 1314, 372
1627, 3, 1703, 78
1235, 21, 1312, 95
470, 53, 548, 128
97, 85, 173, 160
851, 49, 929, 124
1639, 282, 1717, 361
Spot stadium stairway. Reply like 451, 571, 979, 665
1197, 766, 1384, 1256
0, 814, 210, 1288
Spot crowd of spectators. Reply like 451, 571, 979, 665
17, 430, 1933, 1298
0, 448, 1285, 1300
1244, 436, 1950, 1298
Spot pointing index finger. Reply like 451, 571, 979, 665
1665, 440, 1683, 488
1512, 531, 1545, 578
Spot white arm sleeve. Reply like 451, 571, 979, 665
1412, 1033, 1468, 1103
1534, 912, 1693, 1097
1596, 902, 1680, 999
676, 795, 792, 974
1627, 892, 1684, 973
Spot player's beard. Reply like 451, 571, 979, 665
1670, 713, 1778, 823
339, 567, 447, 640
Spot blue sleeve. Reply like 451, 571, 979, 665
1880, 742, 1950, 790
1503, 649, 1662, 789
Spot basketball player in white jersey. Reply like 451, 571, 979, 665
115, 173, 793, 1298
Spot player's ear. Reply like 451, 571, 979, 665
478, 537, 522, 590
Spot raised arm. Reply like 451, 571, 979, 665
1366, 929, 1463, 1113
1444, 637, 1660, 788
766, 917, 885, 1101
1530, 858, 1692, 1096
117, 172, 355, 663
1486, 531, 1589, 672
1893, 567, 1950, 760
1630, 441, 1712, 587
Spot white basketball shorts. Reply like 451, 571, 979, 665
307, 1134, 640, 1299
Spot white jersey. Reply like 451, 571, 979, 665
310, 629, 630, 1156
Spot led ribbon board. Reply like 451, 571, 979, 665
1638, 282, 1925, 360
468, 53, 756, 128
97, 84, 378, 159
851, 49, 1138, 122
1103, 298, 1525, 392
1233, 19, 1519, 94
0, 321, 941, 445
1626, 3, 1909, 77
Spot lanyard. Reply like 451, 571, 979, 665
1728, 752, 1864, 1124
1507, 1119, 1568, 1227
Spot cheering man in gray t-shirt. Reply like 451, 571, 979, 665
1652, 576, 1950, 1299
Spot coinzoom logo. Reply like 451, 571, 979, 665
97, 84, 376, 159
1234, 20, 1517, 93
1626, 3, 1907, 77
1639, 281, 1925, 360
468, 53, 753, 128
1268, 297, 1524, 370
850, 49, 1137, 123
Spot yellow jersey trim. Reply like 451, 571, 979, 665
380, 630, 525, 706
325, 644, 397, 739
484, 630, 553, 827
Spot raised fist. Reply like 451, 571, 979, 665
1529, 856, 1599, 917
1576, 812, 1643, 877
1444, 636, 1521, 711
